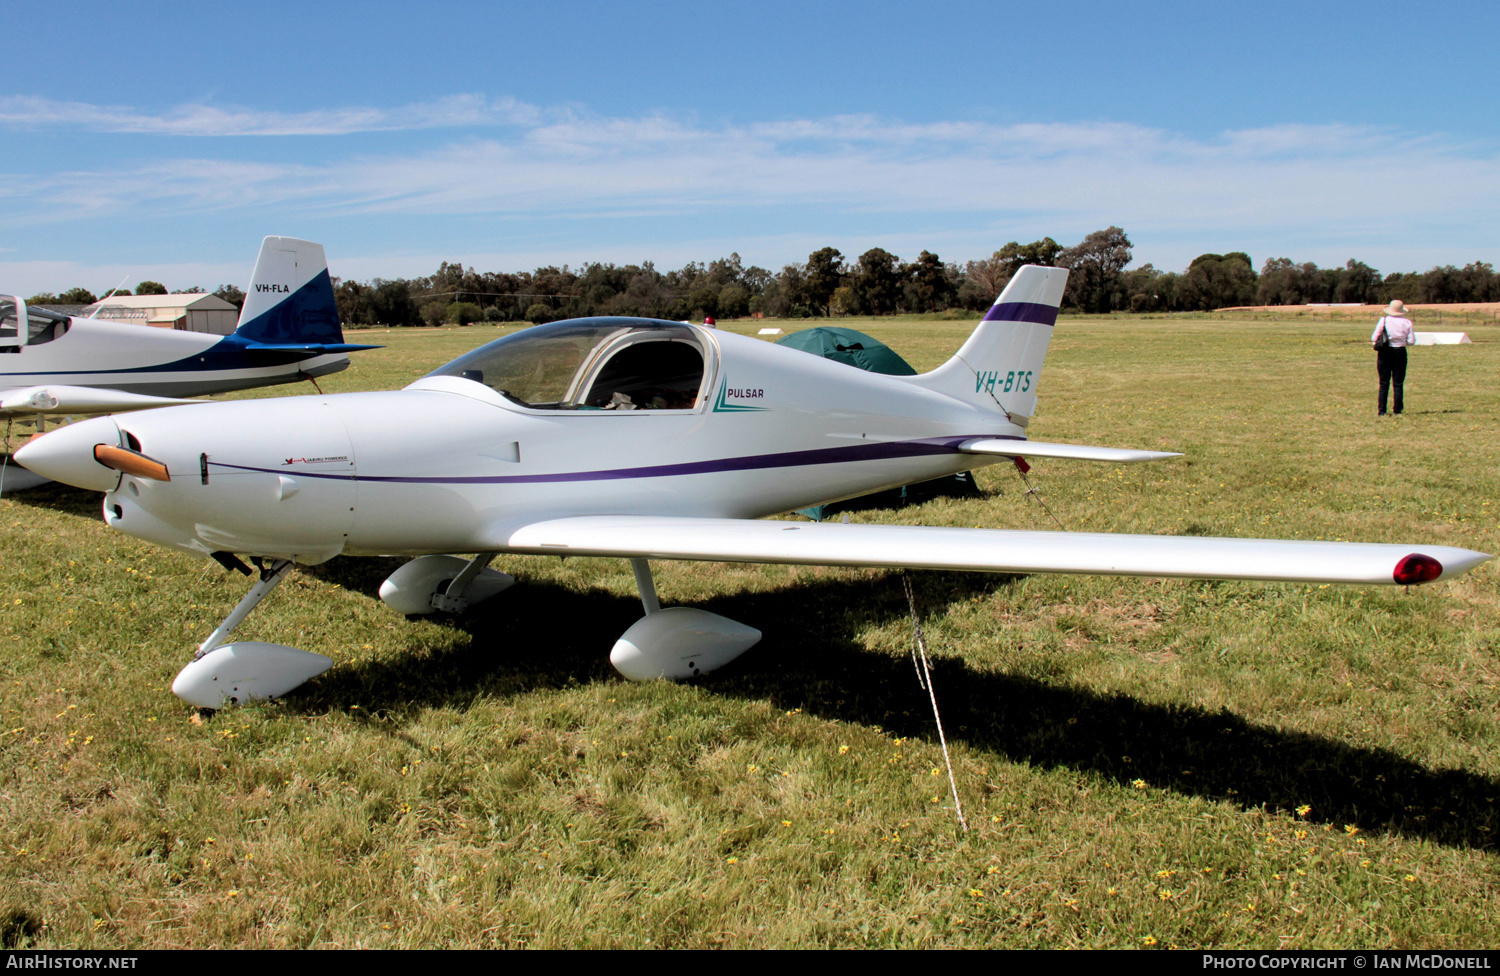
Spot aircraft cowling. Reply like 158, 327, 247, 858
103, 399, 359, 564
12, 416, 124, 493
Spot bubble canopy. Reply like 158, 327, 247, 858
426, 318, 707, 411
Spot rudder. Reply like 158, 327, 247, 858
234, 237, 344, 345
903, 265, 1067, 427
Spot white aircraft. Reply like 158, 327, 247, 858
16, 267, 1492, 708
0, 236, 376, 420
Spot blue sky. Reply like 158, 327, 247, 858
4, 0, 1497, 295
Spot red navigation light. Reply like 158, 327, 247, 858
1393, 553, 1443, 585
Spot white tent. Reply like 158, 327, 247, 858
1412, 332, 1473, 345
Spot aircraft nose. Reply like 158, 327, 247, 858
13, 416, 123, 492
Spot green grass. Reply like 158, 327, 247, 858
1, 315, 1497, 948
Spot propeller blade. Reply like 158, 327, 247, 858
93, 444, 170, 482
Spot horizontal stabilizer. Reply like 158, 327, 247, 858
0, 385, 199, 416
242, 342, 382, 355
496, 516, 1492, 586
960, 438, 1182, 464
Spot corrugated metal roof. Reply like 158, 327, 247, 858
85, 294, 237, 312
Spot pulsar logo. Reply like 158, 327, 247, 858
712, 378, 769, 412
975, 370, 1033, 395
282, 456, 349, 465
255, 283, 291, 293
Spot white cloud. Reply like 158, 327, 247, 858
0, 93, 541, 136
2, 98, 1497, 286
16, 115, 1491, 226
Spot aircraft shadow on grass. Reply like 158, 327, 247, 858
299, 555, 1500, 852
0, 471, 100, 513
11, 477, 1497, 850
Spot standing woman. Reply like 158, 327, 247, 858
1372, 299, 1416, 416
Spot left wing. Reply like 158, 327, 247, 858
497, 516, 1491, 586
0, 385, 200, 416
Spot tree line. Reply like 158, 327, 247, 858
25, 228, 1500, 325
24, 279, 183, 306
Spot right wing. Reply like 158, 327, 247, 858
496, 516, 1491, 586
0, 385, 200, 416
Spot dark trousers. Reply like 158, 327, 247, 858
1377, 346, 1407, 415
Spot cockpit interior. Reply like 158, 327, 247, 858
430, 319, 708, 411
0, 298, 71, 352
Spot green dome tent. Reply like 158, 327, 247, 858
777, 327, 982, 521
776, 326, 917, 376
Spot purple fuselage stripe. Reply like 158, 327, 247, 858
982, 302, 1059, 326
208, 434, 1023, 485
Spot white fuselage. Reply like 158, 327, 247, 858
68, 326, 1021, 563
2, 316, 349, 399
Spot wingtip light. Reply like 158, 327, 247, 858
1393, 553, 1443, 585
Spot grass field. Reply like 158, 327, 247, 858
2, 313, 1497, 949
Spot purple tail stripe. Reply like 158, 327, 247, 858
982, 301, 1059, 326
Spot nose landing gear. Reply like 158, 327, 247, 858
171, 558, 333, 709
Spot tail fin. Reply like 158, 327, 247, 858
904, 265, 1067, 427
234, 237, 344, 345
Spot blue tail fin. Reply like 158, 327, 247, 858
234, 237, 344, 345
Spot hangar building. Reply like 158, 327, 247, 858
86, 294, 239, 335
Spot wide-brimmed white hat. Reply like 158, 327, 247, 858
1384, 299, 1410, 316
